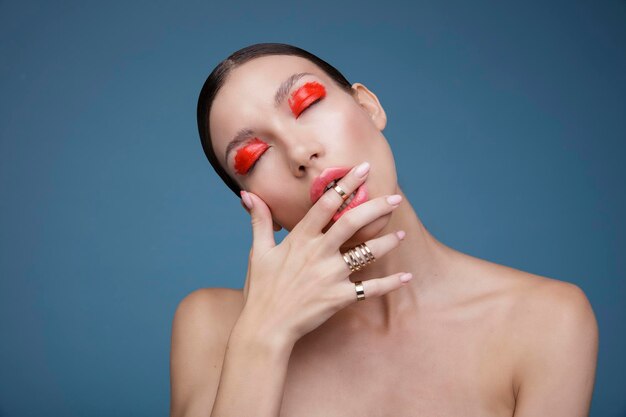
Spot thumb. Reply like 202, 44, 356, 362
241, 191, 276, 253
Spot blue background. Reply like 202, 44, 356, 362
1, 0, 624, 416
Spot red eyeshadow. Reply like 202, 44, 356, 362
234, 137, 269, 175
288, 81, 326, 118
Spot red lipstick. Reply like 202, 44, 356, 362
234, 137, 269, 175
310, 165, 370, 225
331, 183, 368, 223
310, 166, 352, 204
288, 81, 326, 118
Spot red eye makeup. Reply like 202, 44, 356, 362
288, 81, 326, 118
231, 80, 326, 175
234, 137, 269, 175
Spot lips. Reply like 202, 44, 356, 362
310, 166, 352, 204
331, 182, 368, 223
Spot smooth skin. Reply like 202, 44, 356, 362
238, 163, 409, 346
170, 54, 599, 417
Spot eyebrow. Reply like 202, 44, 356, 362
224, 72, 314, 163
274, 72, 313, 107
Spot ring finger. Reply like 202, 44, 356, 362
328, 230, 406, 278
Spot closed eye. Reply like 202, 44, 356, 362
296, 96, 323, 119
245, 146, 270, 174
234, 137, 270, 176
289, 81, 326, 118
304, 97, 322, 110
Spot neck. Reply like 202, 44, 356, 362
336, 188, 465, 331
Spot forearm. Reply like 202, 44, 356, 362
210, 319, 295, 417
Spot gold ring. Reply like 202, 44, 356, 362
341, 243, 376, 273
332, 184, 350, 201
360, 244, 375, 263
355, 281, 365, 301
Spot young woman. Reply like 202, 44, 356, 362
170, 43, 598, 417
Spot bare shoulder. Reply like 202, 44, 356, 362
477, 260, 598, 336
174, 287, 244, 331
503, 269, 597, 334
466, 257, 599, 402
171, 287, 245, 356
445, 249, 600, 415
493, 267, 599, 397
467, 255, 597, 323
169, 287, 244, 417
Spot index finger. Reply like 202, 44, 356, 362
298, 161, 370, 235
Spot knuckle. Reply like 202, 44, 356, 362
363, 242, 379, 258
388, 233, 401, 247
340, 177, 357, 192
333, 285, 353, 309
341, 214, 360, 230
318, 194, 339, 212
327, 286, 344, 306
279, 236, 299, 256
284, 234, 298, 247
364, 280, 378, 296
378, 196, 395, 211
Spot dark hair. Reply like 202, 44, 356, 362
197, 43, 354, 198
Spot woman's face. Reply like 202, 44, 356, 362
209, 54, 398, 245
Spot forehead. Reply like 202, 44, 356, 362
208, 55, 332, 163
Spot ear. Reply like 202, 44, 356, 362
240, 199, 283, 232
351, 82, 387, 131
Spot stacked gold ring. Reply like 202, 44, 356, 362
342, 243, 376, 272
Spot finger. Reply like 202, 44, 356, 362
340, 272, 413, 306
242, 247, 253, 300
242, 191, 277, 254
322, 194, 402, 252
325, 231, 406, 278
299, 161, 370, 234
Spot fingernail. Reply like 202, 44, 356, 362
396, 230, 406, 240
354, 161, 370, 178
400, 273, 413, 283
241, 191, 253, 209
386, 194, 402, 205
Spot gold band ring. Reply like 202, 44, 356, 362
354, 281, 365, 301
332, 184, 350, 201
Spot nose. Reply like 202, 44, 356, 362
286, 136, 324, 177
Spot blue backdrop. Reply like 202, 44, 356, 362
1, 1, 624, 416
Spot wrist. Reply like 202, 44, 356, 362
230, 311, 296, 356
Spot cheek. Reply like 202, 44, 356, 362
323, 104, 397, 194
320, 105, 378, 150
273, 197, 311, 230
244, 181, 306, 229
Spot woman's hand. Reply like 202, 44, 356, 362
236, 162, 410, 347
